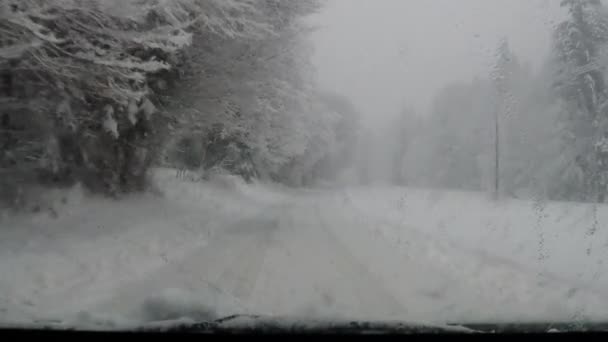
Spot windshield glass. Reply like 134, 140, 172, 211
1, 0, 607, 333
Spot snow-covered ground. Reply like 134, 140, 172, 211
0, 169, 287, 326
1, 170, 608, 330
340, 187, 608, 296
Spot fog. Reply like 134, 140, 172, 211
310, 0, 565, 122
6, 1, 608, 328
306, 0, 608, 200
1, 0, 607, 203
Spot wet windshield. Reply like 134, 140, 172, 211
1, 0, 608, 333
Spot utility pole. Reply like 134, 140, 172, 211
494, 102, 500, 200
492, 37, 510, 201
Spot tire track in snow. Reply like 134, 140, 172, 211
310, 202, 408, 320
215, 214, 280, 301
61, 204, 286, 322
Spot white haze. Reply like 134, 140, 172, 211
6, 0, 608, 331
310, 0, 565, 123
308, 0, 569, 186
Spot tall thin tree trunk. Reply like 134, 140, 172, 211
494, 105, 500, 200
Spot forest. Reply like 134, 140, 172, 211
0, 0, 361, 209
388, 0, 608, 203
3, 0, 608, 208
4, 0, 608, 329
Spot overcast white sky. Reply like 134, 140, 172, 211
309, 0, 566, 125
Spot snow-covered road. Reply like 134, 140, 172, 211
3, 171, 608, 329
80, 197, 410, 324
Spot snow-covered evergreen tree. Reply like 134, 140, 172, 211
1, 0, 328, 203
491, 38, 524, 198
552, 0, 608, 202
1, 0, 205, 196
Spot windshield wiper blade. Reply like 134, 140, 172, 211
145, 315, 608, 334
454, 321, 608, 334
143, 314, 477, 334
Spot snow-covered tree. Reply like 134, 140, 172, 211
412, 81, 495, 191
162, 0, 332, 185
307, 91, 361, 183
1, 0, 327, 203
552, 0, 608, 202
2, 0, 184, 197
491, 38, 526, 197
